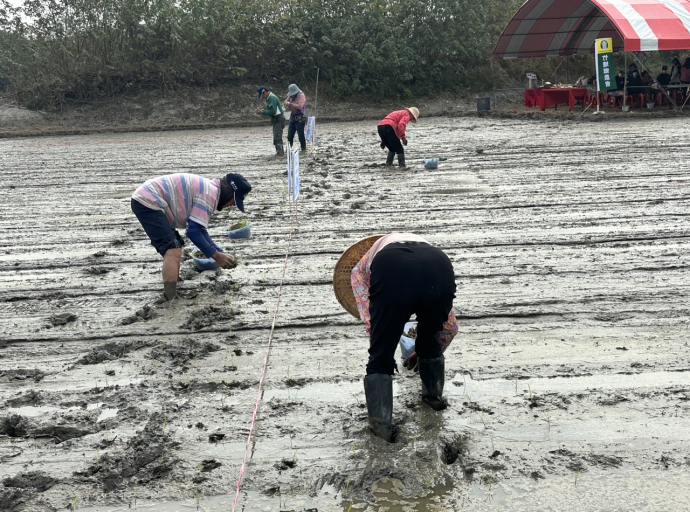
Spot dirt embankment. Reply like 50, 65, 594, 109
3, 84, 689, 139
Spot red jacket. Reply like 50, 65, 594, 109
378, 110, 411, 139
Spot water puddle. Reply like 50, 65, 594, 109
447, 370, 690, 443
51, 457, 690, 511
95, 407, 118, 422
7, 405, 62, 417
49, 376, 145, 391
261, 371, 690, 444
449, 370, 690, 403
262, 370, 688, 406
425, 186, 492, 195
72, 478, 453, 512
460, 468, 690, 511
262, 381, 386, 402
72, 488, 334, 511
343, 477, 454, 511
8, 403, 118, 422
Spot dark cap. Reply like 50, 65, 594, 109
224, 173, 251, 212
257, 86, 268, 99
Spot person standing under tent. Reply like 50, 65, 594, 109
377, 107, 418, 168
284, 84, 307, 152
680, 58, 690, 84
256, 86, 286, 157
670, 58, 682, 85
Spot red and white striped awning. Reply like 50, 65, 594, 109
493, 0, 690, 59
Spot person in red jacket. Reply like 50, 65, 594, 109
377, 107, 419, 167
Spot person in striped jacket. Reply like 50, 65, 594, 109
131, 173, 251, 301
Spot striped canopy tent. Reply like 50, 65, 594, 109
493, 0, 690, 59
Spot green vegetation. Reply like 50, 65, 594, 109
228, 218, 248, 231
7, 0, 663, 110
0, 0, 528, 108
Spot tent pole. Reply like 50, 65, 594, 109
315, 67, 319, 120
491, 59, 497, 109
596, 90, 601, 113
623, 53, 627, 110
314, 67, 319, 147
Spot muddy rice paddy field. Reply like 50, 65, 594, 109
1, 115, 690, 511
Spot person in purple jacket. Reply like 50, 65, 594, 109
131, 173, 251, 301
284, 84, 307, 151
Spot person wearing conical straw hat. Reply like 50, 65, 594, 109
377, 107, 419, 168
333, 233, 458, 442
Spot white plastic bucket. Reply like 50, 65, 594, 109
399, 321, 417, 360
283, 110, 291, 120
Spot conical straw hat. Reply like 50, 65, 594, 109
333, 235, 384, 318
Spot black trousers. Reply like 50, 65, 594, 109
288, 119, 306, 150
367, 242, 456, 375
378, 124, 404, 155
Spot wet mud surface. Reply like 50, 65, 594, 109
1, 116, 690, 511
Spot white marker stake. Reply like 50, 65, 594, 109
292, 149, 300, 201
286, 142, 292, 198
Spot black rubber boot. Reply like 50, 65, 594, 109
275, 143, 285, 156
363, 374, 393, 442
385, 151, 395, 166
397, 152, 406, 167
419, 356, 446, 411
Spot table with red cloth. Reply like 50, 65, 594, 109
539, 87, 589, 111
524, 87, 544, 107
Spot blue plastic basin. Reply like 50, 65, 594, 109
227, 223, 251, 239
191, 250, 219, 271
424, 158, 439, 169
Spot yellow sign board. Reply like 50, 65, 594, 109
596, 38, 613, 54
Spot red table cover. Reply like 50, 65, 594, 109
540, 88, 588, 111
524, 88, 544, 107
